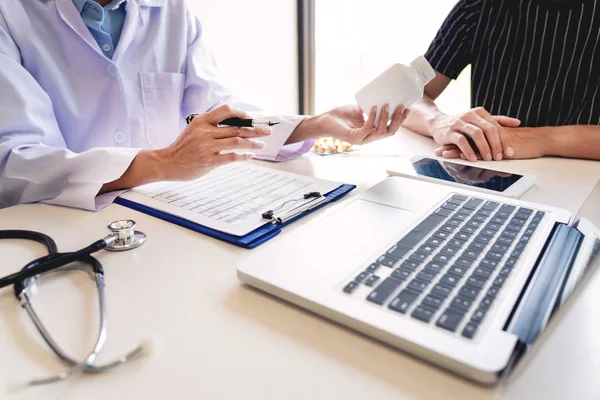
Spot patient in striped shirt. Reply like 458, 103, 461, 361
403, 0, 600, 162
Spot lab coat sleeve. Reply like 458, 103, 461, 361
180, 7, 313, 161
0, 18, 139, 211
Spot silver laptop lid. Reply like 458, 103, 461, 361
502, 180, 600, 380
559, 179, 600, 306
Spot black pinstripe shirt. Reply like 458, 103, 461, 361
425, 0, 600, 127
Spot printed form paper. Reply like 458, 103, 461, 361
119, 163, 343, 236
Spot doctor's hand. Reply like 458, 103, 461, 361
430, 108, 521, 162
287, 104, 408, 146
318, 104, 408, 145
100, 105, 269, 194
157, 105, 270, 180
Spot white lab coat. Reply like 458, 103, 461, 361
0, 0, 306, 211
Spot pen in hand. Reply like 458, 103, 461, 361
220, 117, 280, 127
186, 114, 280, 127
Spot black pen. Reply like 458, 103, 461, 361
186, 114, 280, 127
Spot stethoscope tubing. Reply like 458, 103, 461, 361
0, 230, 57, 252
0, 234, 107, 289
17, 255, 107, 385
0, 228, 149, 386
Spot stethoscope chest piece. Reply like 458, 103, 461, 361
104, 220, 147, 252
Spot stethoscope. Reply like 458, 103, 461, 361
0, 220, 151, 388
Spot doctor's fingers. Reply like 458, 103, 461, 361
362, 105, 401, 143
210, 126, 271, 139
359, 106, 377, 132
375, 104, 391, 136
358, 104, 390, 143
386, 106, 409, 135
202, 105, 248, 125
212, 152, 256, 168
216, 137, 266, 151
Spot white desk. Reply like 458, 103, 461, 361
1, 130, 599, 400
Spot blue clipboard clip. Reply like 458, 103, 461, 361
262, 192, 327, 224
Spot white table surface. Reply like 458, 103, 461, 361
1, 129, 599, 400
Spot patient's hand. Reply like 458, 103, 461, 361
430, 108, 520, 162
435, 126, 545, 161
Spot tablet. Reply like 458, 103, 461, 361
387, 156, 536, 198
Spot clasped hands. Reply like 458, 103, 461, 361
430, 107, 544, 161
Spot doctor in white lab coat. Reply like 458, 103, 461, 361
0, 0, 408, 211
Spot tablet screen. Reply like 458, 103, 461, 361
411, 158, 523, 192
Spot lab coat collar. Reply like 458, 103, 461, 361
55, 0, 152, 63
55, 0, 105, 57
111, 0, 144, 62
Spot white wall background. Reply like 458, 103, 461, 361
185, 1, 470, 117
314, 0, 471, 115
186, 0, 299, 114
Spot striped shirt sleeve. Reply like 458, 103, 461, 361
425, 0, 484, 80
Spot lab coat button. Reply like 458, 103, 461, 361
114, 130, 126, 144
106, 64, 118, 77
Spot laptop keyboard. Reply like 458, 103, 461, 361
342, 194, 545, 339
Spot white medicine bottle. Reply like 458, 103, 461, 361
355, 55, 436, 125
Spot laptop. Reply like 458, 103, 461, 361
237, 173, 600, 384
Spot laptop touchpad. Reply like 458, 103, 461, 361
301, 199, 417, 279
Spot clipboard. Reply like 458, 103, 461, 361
115, 184, 356, 249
